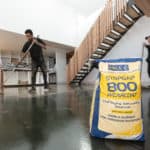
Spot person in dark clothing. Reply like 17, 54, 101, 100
22, 29, 48, 92
144, 36, 150, 78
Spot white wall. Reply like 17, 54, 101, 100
4, 71, 19, 85
55, 50, 67, 84
76, 8, 103, 46
83, 16, 150, 86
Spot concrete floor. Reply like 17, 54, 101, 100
0, 85, 149, 150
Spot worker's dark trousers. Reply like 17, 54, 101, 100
31, 59, 48, 88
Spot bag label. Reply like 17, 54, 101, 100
98, 62, 142, 137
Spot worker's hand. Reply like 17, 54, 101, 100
33, 38, 47, 49
33, 39, 38, 44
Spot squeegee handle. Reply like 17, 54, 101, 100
15, 41, 35, 68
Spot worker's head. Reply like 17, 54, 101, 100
145, 36, 150, 43
25, 29, 33, 41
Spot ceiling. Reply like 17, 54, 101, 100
0, 29, 74, 57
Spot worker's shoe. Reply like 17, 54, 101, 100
43, 86, 49, 92
28, 87, 36, 93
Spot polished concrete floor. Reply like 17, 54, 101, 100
0, 85, 149, 150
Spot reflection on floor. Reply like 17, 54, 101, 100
0, 85, 149, 150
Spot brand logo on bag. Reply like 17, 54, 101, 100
108, 65, 129, 71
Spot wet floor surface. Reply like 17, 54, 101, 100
0, 85, 149, 150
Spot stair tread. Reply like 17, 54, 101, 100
103, 39, 116, 46
113, 24, 127, 34
126, 6, 141, 19
119, 16, 133, 27
108, 32, 121, 40
98, 45, 110, 50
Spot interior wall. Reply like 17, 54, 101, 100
55, 50, 67, 84
82, 16, 150, 86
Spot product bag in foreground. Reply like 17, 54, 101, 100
90, 58, 145, 141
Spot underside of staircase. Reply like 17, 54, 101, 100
67, 0, 143, 85
135, 0, 150, 17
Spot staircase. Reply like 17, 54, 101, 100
135, 0, 150, 16
67, 0, 143, 85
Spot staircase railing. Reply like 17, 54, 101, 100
67, 0, 131, 84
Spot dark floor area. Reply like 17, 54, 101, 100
0, 85, 149, 150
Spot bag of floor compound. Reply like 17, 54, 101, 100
90, 58, 145, 141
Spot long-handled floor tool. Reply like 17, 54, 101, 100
4, 41, 35, 83
13, 41, 35, 71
